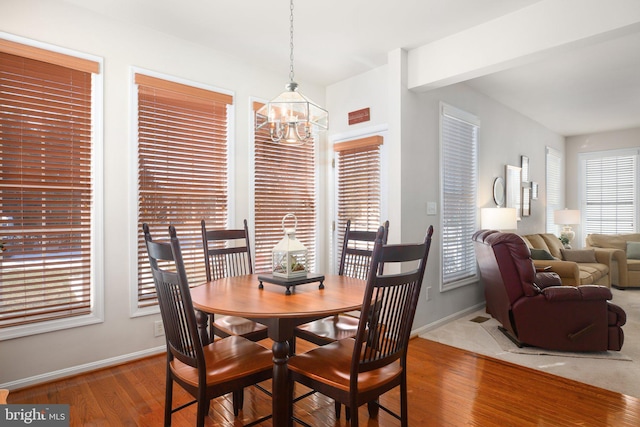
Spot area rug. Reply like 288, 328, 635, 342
479, 316, 632, 361
420, 288, 640, 398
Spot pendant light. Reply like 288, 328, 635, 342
255, 0, 328, 145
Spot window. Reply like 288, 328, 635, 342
0, 36, 103, 339
334, 135, 383, 271
134, 71, 232, 313
579, 149, 638, 238
439, 103, 479, 291
546, 147, 562, 234
252, 102, 317, 274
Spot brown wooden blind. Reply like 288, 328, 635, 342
253, 102, 317, 273
0, 48, 99, 328
136, 73, 231, 307
335, 136, 383, 256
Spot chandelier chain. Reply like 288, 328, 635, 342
289, 0, 295, 83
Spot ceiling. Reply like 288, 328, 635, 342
62, 0, 640, 137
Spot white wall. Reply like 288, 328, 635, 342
566, 127, 640, 245
326, 62, 565, 330
0, 0, 325, 388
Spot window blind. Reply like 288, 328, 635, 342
546, 147, 562, 234
334, 136, 383, 260
253, 102, 317, 274
136, 74, 231, 307
440, 103, 479, 288
582, 151, 637, 235
0, 46, 99, 328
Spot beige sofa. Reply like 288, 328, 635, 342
585, 233, 640, 288
521, 233, 611, 287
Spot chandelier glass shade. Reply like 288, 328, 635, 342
255, 0, 328, 145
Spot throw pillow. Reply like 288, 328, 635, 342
561, 248, 597, 263
627, 241, 640, 260
530, 248, 555, 260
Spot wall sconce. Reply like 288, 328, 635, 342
481, 207, 518, 231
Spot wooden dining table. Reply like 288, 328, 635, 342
189, 273, 366, 427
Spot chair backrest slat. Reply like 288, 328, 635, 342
339, 219, 390, 280
143, 224, 203, 368
202, 219, 253, 281
351, 225, 433, 379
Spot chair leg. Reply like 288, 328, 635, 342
164, 372, 173, 426
401, 376, 408, 427
334, 401, 341, 418
232, 389, 244, 416
345, 406, 351, 421
196, 400, 207, 427
349, 405, 358, 427
367, 399, 379, 418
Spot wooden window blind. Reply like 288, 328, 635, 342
0, 45, 99, 328
440, 103, 479, 289
136, 74, 231, 307
334, 136, 383, 258
253, 102, 317, 274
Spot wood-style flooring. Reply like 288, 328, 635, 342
8, 337, 640, 426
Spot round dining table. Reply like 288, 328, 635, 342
189, 273, 366, 427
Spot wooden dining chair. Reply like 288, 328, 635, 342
288, 225, 434, 427
143, 224, 272, 427
295, 220, 390, 347
201, 219, 268, 343
294, 219, 389, 418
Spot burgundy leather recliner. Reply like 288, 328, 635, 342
472, 230, 626, 352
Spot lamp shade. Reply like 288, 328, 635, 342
481, 207, 518, 231
554, 209, 580, 225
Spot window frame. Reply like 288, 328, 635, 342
129, 67, 234, 318
0, 33, 104, 340
578, 148, 639, 241
332, 130, 388, 274
546, 146, 562, 234
439, 102, 479, 292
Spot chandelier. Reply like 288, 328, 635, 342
255, 0, 328, 145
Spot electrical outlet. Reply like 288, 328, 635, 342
154, 320, 165, 337
426, 286, 432, 301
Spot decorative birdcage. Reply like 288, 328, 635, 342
272, 213, 307, 279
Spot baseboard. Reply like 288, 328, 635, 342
411, 302, 486, 338
1, 345, 166, 391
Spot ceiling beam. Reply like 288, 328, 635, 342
407, 0, 640, 91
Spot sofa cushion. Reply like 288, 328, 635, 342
540, 234, 565, 259
561, 249, 598, 263
627, 241, 640, 259
530, 248, 555, 260
627, 259, 640, 271
524, 234, 550, 253
578, 264, 608, 285
586, 233, 633, 251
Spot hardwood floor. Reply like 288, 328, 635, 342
8, 337, 640, 426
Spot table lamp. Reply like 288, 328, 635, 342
554, 209, 581, 244
480, 207, 518, 231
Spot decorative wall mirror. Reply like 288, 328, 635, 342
493, 177, 505, 207
505, 165, 522, 220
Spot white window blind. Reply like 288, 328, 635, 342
440, 103, 479, 290
0, 39, 101, 331
252, 102, 317, 274
136, 73, 231, 308
581, 150, 638, 235
334, 136, 383, 264
546, 147, 562, 234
